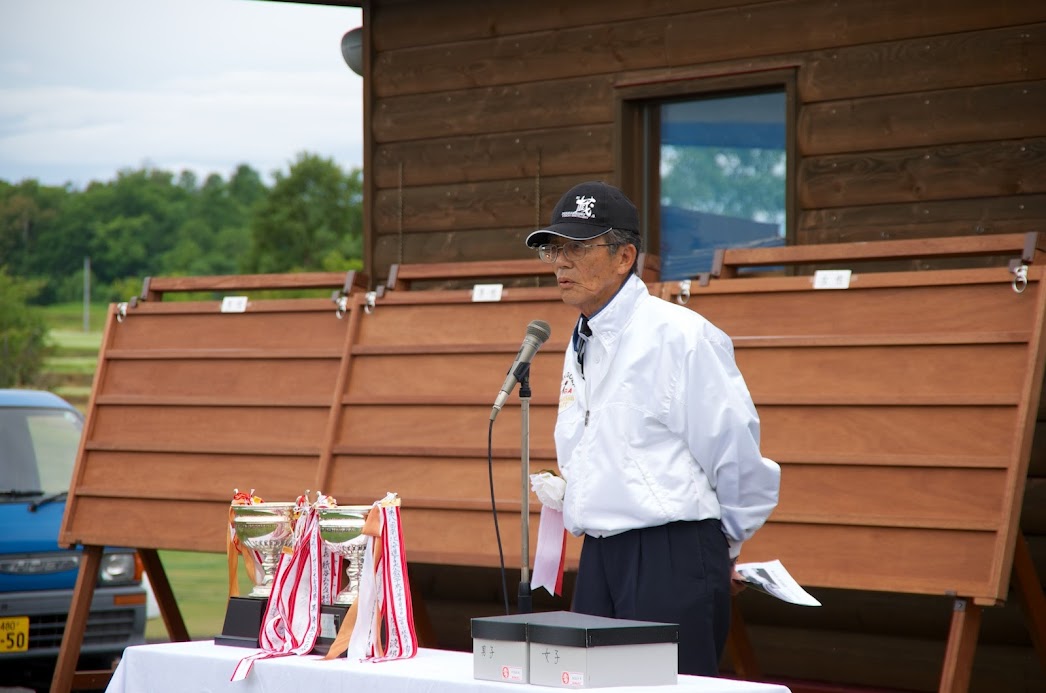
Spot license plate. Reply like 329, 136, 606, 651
0, 616, 29, 653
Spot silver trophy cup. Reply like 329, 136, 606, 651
232, 502, 298, 599
318, 505, 371, 606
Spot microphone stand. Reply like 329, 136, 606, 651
517, 369, 533, 615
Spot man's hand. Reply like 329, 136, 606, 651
730, 564, 747, 596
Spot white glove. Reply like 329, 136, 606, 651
529, 471, 566, 512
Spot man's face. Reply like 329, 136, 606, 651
552, 237, 636, 316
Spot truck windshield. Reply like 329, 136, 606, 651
0, 407, 84, 496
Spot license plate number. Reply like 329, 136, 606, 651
0, 616, 29, 652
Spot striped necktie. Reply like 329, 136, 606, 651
576, 316, 592, 376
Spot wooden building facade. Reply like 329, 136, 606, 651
341, 0, 1046, 285
304, 1, 1046, 690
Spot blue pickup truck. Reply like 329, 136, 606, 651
0, 389, 146, 690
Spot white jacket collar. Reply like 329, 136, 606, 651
586, 274, 647, 346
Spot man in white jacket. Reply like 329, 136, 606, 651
526, 181, 781, 677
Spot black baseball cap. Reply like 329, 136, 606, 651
525, 181, 639, 247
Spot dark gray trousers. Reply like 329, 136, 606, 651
571, 519, 731, 677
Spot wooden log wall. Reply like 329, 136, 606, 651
363, 0, 1046, 280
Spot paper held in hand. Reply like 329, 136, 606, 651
735, 559, 821, 607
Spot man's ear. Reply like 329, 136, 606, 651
616, 243, 638, 276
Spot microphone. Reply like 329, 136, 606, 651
490, 320, 552, 421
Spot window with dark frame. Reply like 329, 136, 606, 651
617, 71, 796, 281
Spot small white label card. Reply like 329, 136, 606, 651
220, 296, 249, 312
320, 612, 339, 638
561, 671, 585, 686
472, 283, 504, 302
813, 269, 852, 290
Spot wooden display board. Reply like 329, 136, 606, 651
52, 271, 369, 691
60, 272, 368, 552
670, 262, 1040, 604
657, 237, 1046, 691
53, 239, 1046, 692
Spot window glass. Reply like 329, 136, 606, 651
0, 408, 83, 494
29, 410, 83, 493
659, 90, 786, 279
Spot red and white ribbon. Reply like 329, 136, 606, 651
374, 504, 416, 660
532, 505, 567, 596
231, 507, 338, 681
344, 501, 417, 662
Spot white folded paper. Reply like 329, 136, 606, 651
735, 559, 821, 607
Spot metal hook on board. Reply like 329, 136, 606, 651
1013, 264, 1028, 294
333, 294, 349, 319
676, 279, 691, 305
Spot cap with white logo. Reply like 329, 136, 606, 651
525, 181, 639, 247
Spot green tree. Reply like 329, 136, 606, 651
0, 268, 49, 387
229, 164, 266, 211
91, 214, 154, 282
1, 155, 371, 303
246, 153, 363, 273
75, 168, 193, 287
158, 172, 253, 277
0, 180, 71, 290
26, 188, 93, 302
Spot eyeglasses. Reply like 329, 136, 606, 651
537, 241, 618, 263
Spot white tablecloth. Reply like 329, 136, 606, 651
106, 640, 790, 693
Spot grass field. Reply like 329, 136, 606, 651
37, 302, 110, 334
148, 551, 254, 641
36, 304, 106, 410
40, 303, 236, 641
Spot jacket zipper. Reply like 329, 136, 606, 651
583, 364, 590, 427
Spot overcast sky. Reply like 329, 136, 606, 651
0, 0, 363, 189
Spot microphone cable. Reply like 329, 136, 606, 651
487, 417, 511, 615
486, 319, 550, 616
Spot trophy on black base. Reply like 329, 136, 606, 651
215, 502, 297, 648
311, 505, 370, 655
